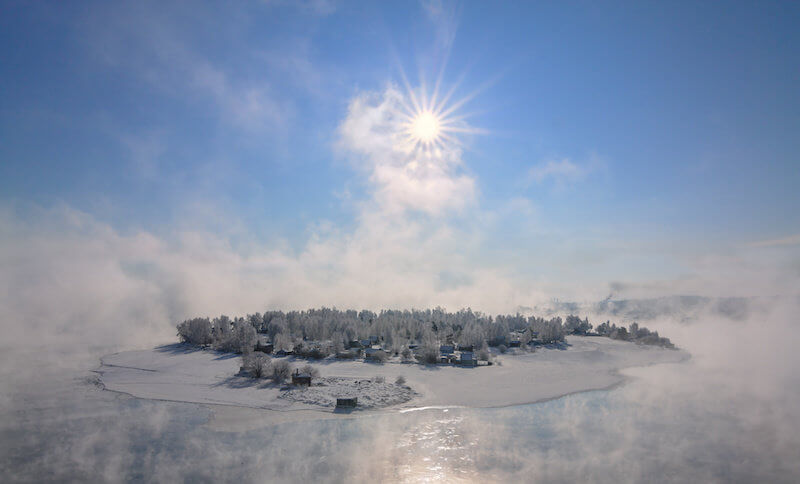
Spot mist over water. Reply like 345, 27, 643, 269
3, 309, 799, 484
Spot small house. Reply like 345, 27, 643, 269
291, 369, 312, 386
509, 340, 522, 348
336, 397, 357, 408
460, 351, 477, 367
360, 339, 372, 348
255, 342, 273, 354
365, 348, 387, 361
439, 345, 455, 355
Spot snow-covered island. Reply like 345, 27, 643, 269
98, 308, 687, 413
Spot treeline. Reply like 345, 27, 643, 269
176, 307, 674, 354
595, 321, 675, 347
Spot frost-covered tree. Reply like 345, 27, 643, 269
332, 333, 345, 353
299, 364, 320, 379
417, 332, 440, 364
535, 317, 566, 344
611, 326, 629, 341
274, 332, 292, 351
565, 315, 592, 335
177, 306, 675, 357
477, 340, 490, 361
216, 318, 256, 353
243, 353, 270, 378
177, 317, 213, 345
458, 322, 486, 348
271, 360, 292, 382
596, 320, 612, 335
487, 318, 510, 346
213, 315, 232, 343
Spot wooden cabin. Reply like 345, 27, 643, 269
291, 370, 312, 386
336, 397, 357, 408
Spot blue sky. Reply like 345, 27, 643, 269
1, 1, 799, 311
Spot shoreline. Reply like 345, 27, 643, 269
95, 336, 689, 427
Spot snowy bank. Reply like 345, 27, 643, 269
279, 377, 418, 409
98, 336, 688, 413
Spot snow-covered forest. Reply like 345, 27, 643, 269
176, 308, 675, 357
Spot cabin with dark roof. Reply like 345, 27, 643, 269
291, 369, 312, 386
336, 397, 357, 408
365, 348, 387, 361
460, 351, 477, 367
255, 341, 273, 354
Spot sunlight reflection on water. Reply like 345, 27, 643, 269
389, 410, 482, 483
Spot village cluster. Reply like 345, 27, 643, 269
254, 335, 492, 366
176, 308, 674, 408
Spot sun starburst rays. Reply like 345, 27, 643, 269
395, 82, 483, 157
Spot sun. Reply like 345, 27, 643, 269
409, 110, 441, 144
395, 74, 484, 156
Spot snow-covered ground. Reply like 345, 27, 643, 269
279, 376, 418, 408
98, 336, 688, 413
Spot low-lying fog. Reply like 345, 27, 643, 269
2, 297, 799, 483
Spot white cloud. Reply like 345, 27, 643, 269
527, 158, 591, 188
420, 0, 459, 53
338, 84, 476, 216
83, 3, 293, 138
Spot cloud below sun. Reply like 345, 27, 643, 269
338, 83, 476, 216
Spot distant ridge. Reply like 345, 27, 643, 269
515, 295, 787, 323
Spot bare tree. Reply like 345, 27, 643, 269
416, 345, 439, 364
274, 332, 292, 351
369, 350, 389, 363
332, 333, 345, 353
271, 360, 292, 382
299, 364, 320, 379
478, 341, 490, 361
243, 353, 271, 378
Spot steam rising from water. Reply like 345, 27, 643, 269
2, 316, 799, 483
